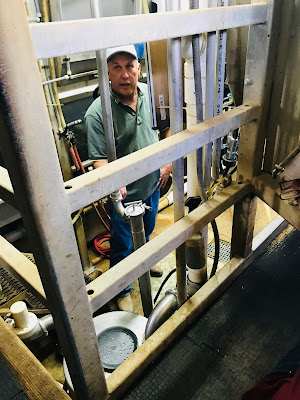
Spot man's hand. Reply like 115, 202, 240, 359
158, 163, 172, 190
120, 186, 127, 199
94, 160, 127, 199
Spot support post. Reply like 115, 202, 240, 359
237, 0, 279, 181
0, 2, 107, 399
231, 193, 257, 258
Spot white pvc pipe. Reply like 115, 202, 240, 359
10, 301, 29, 329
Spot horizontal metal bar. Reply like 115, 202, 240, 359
0, 167, 17, 209
107, 215, 287, 398
86, 182, 252, 312
30, 4, 268, 59
0, 236, 46, 305
253, 173, 300, 230
66, 104, 260, 213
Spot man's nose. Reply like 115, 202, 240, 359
121, 70, 129, 79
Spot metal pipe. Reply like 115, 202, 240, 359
190, 0, 207, 203
144, 42, 158, 129
0, 3, 107, 398
166, 0, 186, 306
42, 74, 69, 85
212, 0, 228, 179
145, 290, 177, 339
125, 202, 153, 317
140, 0, 157, 129
90, 0, 125, 218
204, 0, 217, 187
90, 0, 116, 163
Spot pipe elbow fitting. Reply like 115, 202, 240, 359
145, 290, 178, 339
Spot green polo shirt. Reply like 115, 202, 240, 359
85, 82, 160, 202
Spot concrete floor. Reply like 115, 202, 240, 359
40, 194, 278, 386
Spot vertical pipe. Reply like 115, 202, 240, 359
144, 42, 158, 129
126, 204, 153, 317
166, 0, 186, 306
190, 0, 207, 203
203, 0, 217, 187
0, 2, 107, 399
212, 0, 228, 180
139, 0, 158, 129
90, 0, 117, 163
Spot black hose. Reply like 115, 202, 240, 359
209, 219, 220, 279
154, 269, 176, 304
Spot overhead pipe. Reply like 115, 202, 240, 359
166, 0, 186, 306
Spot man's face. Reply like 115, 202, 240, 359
108, 53, 141, 101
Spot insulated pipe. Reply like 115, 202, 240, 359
166, 0, 186, 306
212, 0, 228, 179
125, 203, 153, 317
90, 0, 125, 218
190, 0, 207, 203
144, 290, 177, 339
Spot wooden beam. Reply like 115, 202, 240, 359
0, 317, 69, 400
67, 105, 260, 213
86, 183, 252, 312
107, 216, 287, 399
252, 173, 300, 230
30, 4, 268, 59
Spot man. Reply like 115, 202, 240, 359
85, 45, 171, 312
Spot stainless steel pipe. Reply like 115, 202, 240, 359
125, 202, 153, 317
167, 0, 186, 306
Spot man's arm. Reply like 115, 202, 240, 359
93, 160, 127, 199
158, 128, 172, 190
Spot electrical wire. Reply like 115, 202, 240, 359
154, 269, 176, 304
209, 219, 220, 279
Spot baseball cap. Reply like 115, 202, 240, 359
106, 45, 138, 62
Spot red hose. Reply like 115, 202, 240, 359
69, 145, 80, 170
93, 232, 111, 258
73, 145, 86, 175
72, 144, 111, 231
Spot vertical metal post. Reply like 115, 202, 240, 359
166, 0, 186, 306
0, 2, 107, 399
212, 0, 228, 180
231, 193, 257, 258
233, 0, 278, 260
237, 0, 278, 181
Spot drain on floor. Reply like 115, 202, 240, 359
207, 239, 231, 263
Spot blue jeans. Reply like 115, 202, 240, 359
108, 189, 160, 298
